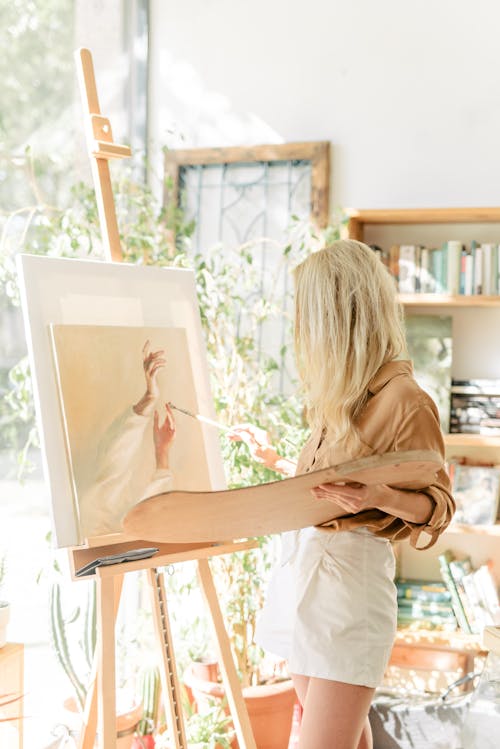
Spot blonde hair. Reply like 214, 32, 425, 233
294, 240, 407, 455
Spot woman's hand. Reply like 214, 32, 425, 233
312, 481, 436, 524
229, 423, 296, 477
229, 423, 279, 468
154, 403, 176, 469
133, 340, 167, 416
311, 482, 385, 513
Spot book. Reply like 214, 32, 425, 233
463, 251, 473, 295
481, 243, 495, 295
389, 244, 400, 281
396, 578, 451, 603
448, 557, 478, 633
438, 550, 472, 633
451, 464, 500, 525
473, 245, 483, 294
399, 245, 420, 293
449, 378, 500, 435
471, 564, 500, 625
430, 247, 447, 292
447, 241, 462, 295
462, 570, 494, 633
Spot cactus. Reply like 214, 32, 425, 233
137, 665, 161, 735
81, 581, 97, 670
49, 579, 96, 711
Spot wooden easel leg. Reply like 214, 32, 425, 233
197, 558, 257, 749
95, 573, 117, 749
91, 158, 123, 262
78, 575, 123, 749
147, 568, 188, 749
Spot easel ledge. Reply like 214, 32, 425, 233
69, 538, 257, 581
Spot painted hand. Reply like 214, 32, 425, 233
311, 482, 387, 513
133, 340, 167, 416
229, 423, 279, 469
154, 403, 176, 469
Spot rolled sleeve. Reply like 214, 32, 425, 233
394, 402, 456, 549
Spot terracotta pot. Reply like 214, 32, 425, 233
184, 666, 296, 749
190, 658, 220, 683
64, 694, 143, 749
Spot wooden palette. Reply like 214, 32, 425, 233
123, 449, 442, 543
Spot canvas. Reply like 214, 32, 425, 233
405, 315, 452, 432
50, 324, 213, 539
16, 255, 225, 547
451, 464, 500, 526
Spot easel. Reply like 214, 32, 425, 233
72, 48, 259, 749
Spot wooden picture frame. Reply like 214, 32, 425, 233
164, 141, 331, 230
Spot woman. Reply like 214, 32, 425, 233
231, 240, 454, 749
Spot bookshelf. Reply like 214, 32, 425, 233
348, 206, 500, 237
400, 294, 500, 308
348, 206, 500, 628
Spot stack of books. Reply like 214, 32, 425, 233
438, 550, 500, 635
371, 241, 500, 295
396, 578, 457, 630
449, 378, 500, 435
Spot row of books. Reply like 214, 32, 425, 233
371, 241, 500, 295
397, 552, 500, 634
396, 577, 456, 630
438, 550, 500, 635
450, 378, 500, 436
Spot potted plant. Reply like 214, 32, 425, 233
182, 544, 297, 749
154, 697, 235, 749
0, 555, 10, 649
50, 578, 143, 748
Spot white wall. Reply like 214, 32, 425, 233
149, 0, 500, 210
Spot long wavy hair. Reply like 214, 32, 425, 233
294, 240, 407, 454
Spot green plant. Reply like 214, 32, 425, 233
185, 701, 235, 749
1, 153, 345, 692
155, 697, 235, 749
137, 665, 161, 737
49, 579, 96, 711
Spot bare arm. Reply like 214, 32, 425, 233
313, 482, 434, 523
229, 424, 297, 477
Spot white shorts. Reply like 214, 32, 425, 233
255, 526, 397, 688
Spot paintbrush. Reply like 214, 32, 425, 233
168, 402, 233, 432
168, 401, 296, 449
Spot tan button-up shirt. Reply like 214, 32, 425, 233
297, 360, 455, 549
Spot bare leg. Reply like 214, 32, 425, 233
291, 673, 310, 707
297, 677, 375, 749
357, 718, 373, 749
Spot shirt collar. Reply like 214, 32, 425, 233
367, 360, 413, 395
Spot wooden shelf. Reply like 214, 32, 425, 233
395, 627, 485, 652
399, 294, 500, 308
445, 522, 500, 536
349, 207, 500, 225
444, 433, 500, 448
